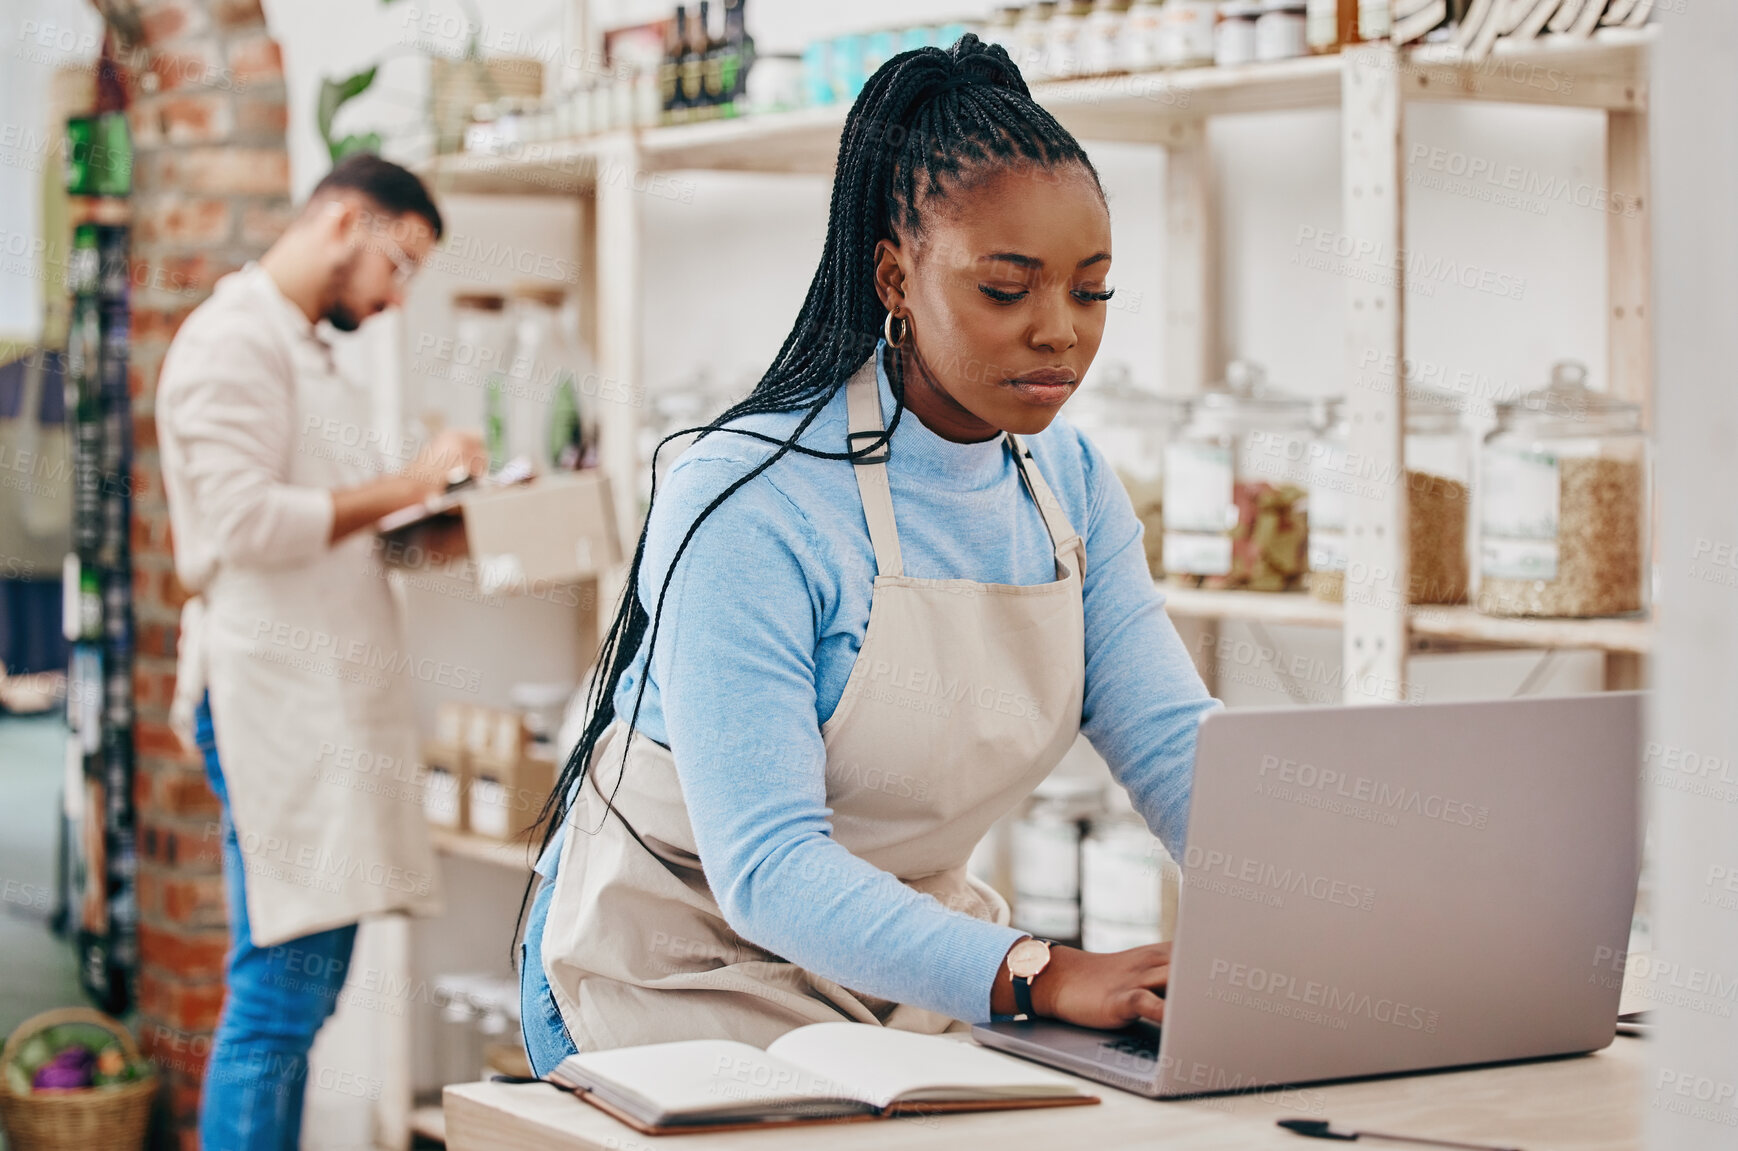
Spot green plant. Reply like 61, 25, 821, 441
315, 0, 491, 164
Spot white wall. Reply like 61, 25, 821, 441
0, 0, 103, 341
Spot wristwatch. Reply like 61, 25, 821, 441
1007, 936, 1053, 1020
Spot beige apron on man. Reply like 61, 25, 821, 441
542, 357, 1087, 1049
159, 265, 442, 948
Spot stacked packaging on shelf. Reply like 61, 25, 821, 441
60, 109, 136, 1016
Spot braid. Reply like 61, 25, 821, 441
524, 33, 1103, 919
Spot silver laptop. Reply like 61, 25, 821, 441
974, 692, 1642, 1098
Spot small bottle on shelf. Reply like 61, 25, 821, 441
675, 5, 701, 122
689, 0, 718, 119
1358, 0, 1393, 42
1306, 0, 1360, 53
659, 8, 685, 122
700, 0, 726, 113
716, 0, 753, 117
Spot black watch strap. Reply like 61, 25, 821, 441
1013, 972, 1037, 1019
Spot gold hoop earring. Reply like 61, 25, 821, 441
883, 310, 909, 348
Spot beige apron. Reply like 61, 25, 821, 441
542, 357, 1087, 1050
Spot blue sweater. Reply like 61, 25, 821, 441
539, 344, 1218, 1023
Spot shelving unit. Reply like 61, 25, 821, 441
418, 28, 1657, 709
430, 826, 538, 871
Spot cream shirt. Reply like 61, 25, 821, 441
158, 264, 441, 946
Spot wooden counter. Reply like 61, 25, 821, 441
444, 1035, 1646, 1151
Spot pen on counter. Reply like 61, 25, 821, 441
1277, 1118, 1524, 1151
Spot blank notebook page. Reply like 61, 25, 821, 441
564, 1039, 848, 1116
765, 1024, 1085, 1110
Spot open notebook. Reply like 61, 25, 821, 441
546, 1023, 1098, 1134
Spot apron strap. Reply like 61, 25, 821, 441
845, 360, 1087, 583
845, 361, 905, 578
1006, 432, 1088, 582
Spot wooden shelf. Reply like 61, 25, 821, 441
1159, 584, 1653, 654
1159, 583, 1345, 628
1408, 604, 1652, 654
418, 29, 1654, 196
409, 1102, 446, 1144
430, 825, 537, 871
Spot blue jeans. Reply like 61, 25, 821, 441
196, 695, 359, 1151
519, 871, 579, 1077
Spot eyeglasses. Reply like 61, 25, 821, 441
373, 231, 421, 289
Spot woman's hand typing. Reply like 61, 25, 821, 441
992, 941, 1172, 1029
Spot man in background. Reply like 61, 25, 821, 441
157, 153, 482, 1150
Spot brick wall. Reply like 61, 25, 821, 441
93, 1, 291, 1147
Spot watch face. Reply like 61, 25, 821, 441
1009, 937, 1050, 979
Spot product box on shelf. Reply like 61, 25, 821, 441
382, 470, 621, 598
422, 701, 471, 831
423, 701, 559, 842
467, 746, 557, 844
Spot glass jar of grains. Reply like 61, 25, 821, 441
1067, 365, 1188, 579
1308, 387, 1471, 606
1164, 361, 1315, 592
1475, 361, 1650, 618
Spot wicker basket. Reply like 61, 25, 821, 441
0, 1008, 157, 1151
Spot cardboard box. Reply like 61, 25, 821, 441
461, 471, 622, 597
467, 749, 557, 842
421, 739, 468, 831
380, 470, 622, 598
423, 701, 471, 829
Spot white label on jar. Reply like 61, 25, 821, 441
1120, 10, 1165, 71
1164, 442, 1235, 533
469, 777, 509, 838
1164, 533, 1234, 576
1481, 447, 1560, 580
1012, 819, 1081, 902
424, 767, 461, 828
1158, 0, 1217, 65
1307, 0, 1342, 47
1083, 918, 1165, 953
1082, 830, 1166, 927
1310, 529, 1348, 573
1014, 896, 1080, 939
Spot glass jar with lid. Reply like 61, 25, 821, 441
1010, 774, 1105, 948
448, 292, 510, 453
1157, 0, 1219, 68
1306, 0, 1358, 53
1015, 2, 1060, 79
1215, 2, 1262, 67
1081, 0, 1132, 76
1081, 788, 1177, 952
1119, 0, 1167, 72
1067, 364, 1188, 579
1308, 387, 1471, 605
985, 4, 1026, 59
1047, 1, 1096, 78
1475, 361, 1649, 618
497, 282, 600, 474
1163, 361, 1314, 592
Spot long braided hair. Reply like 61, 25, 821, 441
529, 33, 1101, 882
